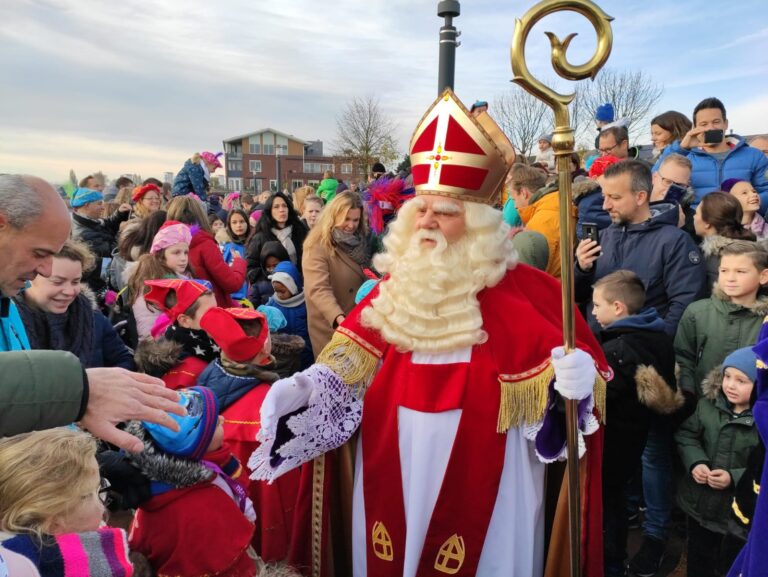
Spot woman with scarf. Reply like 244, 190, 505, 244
13, 239, 134, 370
245, 192, 308, 295
302, 191, 371, 357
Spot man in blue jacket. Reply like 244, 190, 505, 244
655, 97, 768, 210
575, 160, 706, 337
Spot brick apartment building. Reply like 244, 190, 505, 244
222, 128, 368, 193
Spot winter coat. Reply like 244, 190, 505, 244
222, 242, 249, 301
14, 290, 134, 370
267, 294, 313, 369
674, 286, 768, 397
700, 234, 752, 298
655, 136, 768, 210
197, 360, 278, 412
675, 367, 759, 534
172, 159, 210, 200
517, 183, 563, 278
748, 212, 768, 240
126, 423, 257, 577
72, 211, 130, 293
132, 294, 162, 342
572, 179, 612, 241
189, 229, 247, 307
598, 307, 682, 432
316, 178, 339, 203
247, 241, 290, 306
246, 226, 308, 286
302, 240, 368, 357
0, 296, 30, 352
574, 201, 706, 336
134, 338, 210, 390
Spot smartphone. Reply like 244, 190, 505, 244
703, 129, 724, 144
665, 183, 688, 204
582, 222, 599, 244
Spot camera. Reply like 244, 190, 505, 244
703, 129, 724, 145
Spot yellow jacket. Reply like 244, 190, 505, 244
518, 186, 562, 278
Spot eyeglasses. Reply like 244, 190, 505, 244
657, 172, 689, 188
143, 195, 161, 202
598, 142, 623, 155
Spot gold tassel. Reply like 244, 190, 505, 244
316, 330, 380, 397
497, 364, 554, 433
594, 373, 607, 424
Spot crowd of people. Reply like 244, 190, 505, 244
0, 91, 767, 577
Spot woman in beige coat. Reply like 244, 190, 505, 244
302, 192, 371, 357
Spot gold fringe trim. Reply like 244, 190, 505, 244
496, 363, 608, 433
316, 330, 380, 397
497, 363, 554, 433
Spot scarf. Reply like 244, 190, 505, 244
271, 225, 297, 264
14, 292, 94, 366
164, 325, 220, 363
332, 228, 370, 266
1, 529, 133, 577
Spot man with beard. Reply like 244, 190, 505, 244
249, 90, 611, 577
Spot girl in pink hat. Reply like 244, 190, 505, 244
171, 151, 222, 201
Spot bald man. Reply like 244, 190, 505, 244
0, 175, 184, 452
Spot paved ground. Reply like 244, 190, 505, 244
627, 513, 686, 577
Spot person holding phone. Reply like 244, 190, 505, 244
654, 97, 768, 210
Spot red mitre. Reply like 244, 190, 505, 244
409, 89, 516, 205
200, 307, 268, 362
144, 278, 209, 322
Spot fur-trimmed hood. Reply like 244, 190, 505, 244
270, 333, 306, 357
711, 284, 768, 316
635, 364, 684, 414
700, 234, 740, 258
571, 178, 600, 202
125, 421, 214, 488
701, 365, 725, 402
134, 338, 185, 377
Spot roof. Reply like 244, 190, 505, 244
222, 128, 308, 145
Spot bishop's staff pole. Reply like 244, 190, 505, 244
510, 1, 613, 575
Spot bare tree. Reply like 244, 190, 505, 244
334, 96, 399, 175
493, 87, 554, 160
574, 68, 663, 144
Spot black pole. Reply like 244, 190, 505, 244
437, 0, 461, 95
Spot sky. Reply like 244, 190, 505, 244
1, 0, 767, 184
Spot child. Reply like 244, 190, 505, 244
267, 261, 313, 369
127, 221, 194, 341
208, 213, 225, 237
134, 278, 218, 389
221, 209, 252, 303
722, 178, 768, 240
676, 241, 768, 403
126, 386, 261, 577
301, 196, 323, 230
0, 428, 133, 577
248, 241, 290, 306
197, 307, 300, 562
316, 170, 339, 203
592, 270, 681, 577
675, 347, 760, 577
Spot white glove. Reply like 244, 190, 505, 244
551, 346, 597, 401
260, 372, 316, 435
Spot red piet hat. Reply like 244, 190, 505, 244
588, 155, 621, 179
144, 278, 210, 322
409, 89, 516, 205
132, 183, 162, 202
200, 307, 269, 363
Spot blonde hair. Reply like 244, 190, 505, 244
361, 197, 515, 353
57, 238, 96, 274
191, 152, 202, 164
304, 191, 367, 252
0, 428, 98, 537
292, 186, 316, 214
167, 195, 214, 235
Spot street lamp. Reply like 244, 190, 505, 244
437, 0, 461, 95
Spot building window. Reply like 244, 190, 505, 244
249, 143, 261, 154
263, 144, 275, 155
321, 163, 334, 173
303, 162, 321, 173
307, 180, 320, 187
249, 160, 262, 173
341, 163, 353, 174
253, 179, 263, 193
269, 179, 278, 192
276, 144, 288, 156
225, 143, 242, 157
292, 179, 303, 190
227, 178, 242, 191
227, 160, 242, 171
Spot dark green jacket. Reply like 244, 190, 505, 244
1, 337, 85, 435
674, 287, 768, 397
675, 366, 759, 534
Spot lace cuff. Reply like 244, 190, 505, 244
249, 364, 362, 482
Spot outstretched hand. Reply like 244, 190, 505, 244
80, 368, 184, 453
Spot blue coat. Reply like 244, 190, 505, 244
655, 136, 768, 210
266, 294, 313, 369
172, 159, 209, 200
573, 179, 612, 240
0, 298, 30, 352
575, 202, 706, 336
197, 360, 262, 411
89, 312, 135, 370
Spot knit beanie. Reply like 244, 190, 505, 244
595, 103, 615, 122
511, 230, 550, 272
722, 347, 758, 384
150, 221, 192, 254
268, 260, 303, 294
720, 178, 746, 193
142, 386, 219, 460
